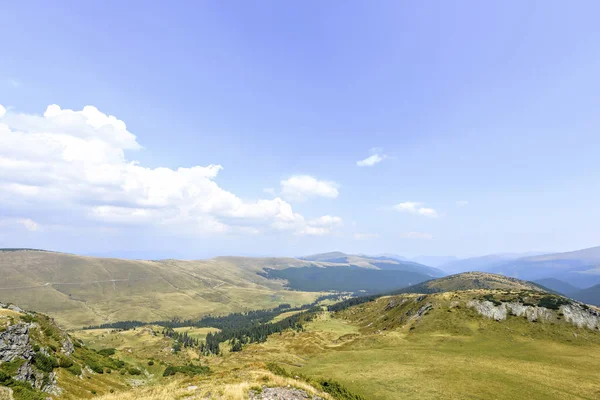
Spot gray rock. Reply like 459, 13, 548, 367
0, 323, 34, 362
249, 386, 323, 400
561, 304, 600, 330
61, 336, 75, 355
7, 305, 24, 313
467, 299, 600, 329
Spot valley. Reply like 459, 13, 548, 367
1, 249, 600, 399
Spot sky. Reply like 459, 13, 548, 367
1, 1, 599, 259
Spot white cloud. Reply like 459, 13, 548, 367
0, 104, 341, 236
393, 202, 439, 218
400, 232, 433, 240
0, 218, 40, 232
280, 175, 339, 202
17, 218, 39, 231
456, 200, 469, 207
357, 148, 387, 167
353, 232, 379, 240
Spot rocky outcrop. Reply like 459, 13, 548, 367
467, 300, 507, 321
249, 386, 323, 400
61, 336, 75, 356
467, 299, 600, 329
0, 323, 34, 362
560, 304, 600, 330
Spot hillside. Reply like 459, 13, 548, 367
0, 302, 154, 400
0, 250, 448, 328
0, 251, 324, 329
390, 272, 548, 295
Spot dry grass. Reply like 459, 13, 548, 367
94, 370, 331, 400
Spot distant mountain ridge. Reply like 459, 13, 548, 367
300, 251, 445, 277
481, 246, 600, 288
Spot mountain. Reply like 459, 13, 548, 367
260, 266, 433, 293
300, 251, 445, 277
438, 254, 527, 274
410, 255, 459, 267
0, 250, 441, 329
299, 251, 349, 262
534, 278, 581, 295
482, 246, 600, 288
0, 250, 326, 329
570, 284, 600, 306
390, 272, 548, 295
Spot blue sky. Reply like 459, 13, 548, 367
1, 1, 599, 259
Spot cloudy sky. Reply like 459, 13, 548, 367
1, 1, 599, 259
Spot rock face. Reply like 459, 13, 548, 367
561, 304, 600, 330
61, 336, 75, 356
0, 318, 61, 394
248, 386, 324, 400
467, 299, 600, 329
0, 323, 34, 362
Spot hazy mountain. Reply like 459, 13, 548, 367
570, 284, 600, 306
300, 251, 445, 277
410, 255, 459, 268
483, 246, 600, 288
438, 254, 524, 274
534, 278, 581, 295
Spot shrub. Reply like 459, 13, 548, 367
20, 314, 36, 323
319, 379, 366, 400
33, 352, 58, 373
97, 348, 116, 356
87, 361, 104, 374
162, 363, 210, 377
58, 355, 73, 368
147, 360, 154, 366
66, 364, 82, 376
128, 368, 142, 376
266, 362, 289, 377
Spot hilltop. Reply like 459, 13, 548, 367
390, 271, 547, 295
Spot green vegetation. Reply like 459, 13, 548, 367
162, 363, 210, 377
260, 266, 431, 293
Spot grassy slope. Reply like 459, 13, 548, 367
0, 251, 323, 329
228, 291, 600, 400
393, 271, 547, 294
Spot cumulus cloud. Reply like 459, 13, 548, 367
280, 175, 339, 202
400, 232, 433, 240
393, 202, 439, 218
357, 147, 387, 167
0, 104, 341, 236
18, 218, 39, 231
